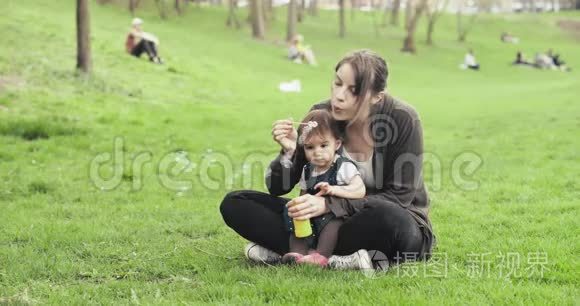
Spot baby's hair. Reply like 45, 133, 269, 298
297, 109, 341, 145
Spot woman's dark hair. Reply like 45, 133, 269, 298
334, 50, 388, 124
297, 109, 341, 145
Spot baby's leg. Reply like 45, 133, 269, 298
289, 235, 309, 255
315, 219, 343, 258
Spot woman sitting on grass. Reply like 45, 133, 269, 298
125, 18, 163, 64
220, 50, 435, 271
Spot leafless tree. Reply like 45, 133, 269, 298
287, 0, 298, 41
339, 0, 346, 37
155, 0, 169, 19
129, 0, 141, 16
308, 0, 319, 16
175, 0, 183, 15
76, 0, 91, 74
265, 0, 273, 13
297, 0, 305, 22
401, 0, 427, 53
226, 0, 241, 28
425, 0, 448, 45
390, 0, 401, 26
404, 0, 414, 30
457, 0, 478, 42
250, 0, 265, 39
264, 0, 275, 23
370, 0, 381, 36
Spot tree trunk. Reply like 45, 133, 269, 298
297, 0, 305, 22
529, 0, 536, 11
226, 0, 241, 28
250, 0, 265, 39
404, 0, 414, 30
129, 0, 141, 16
287, 0, 297, 41
339, 0, 346, 37
457, 10, 464, 42
401, 0, 425, 53
262, 0, 271, 25
308, 0, 318, 16
175, 0, 183, 15
390, 0, 401, 26
401, 33, 415, 53
456, 9, 476, 42
371, 0, 380, 36
382, 0, 389, 26
426, 17, 435, 45
265, 0, 275, 21
425, 0, 447, 44
155, 0, 168, 19
76, 0, 91, 74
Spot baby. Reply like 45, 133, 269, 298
282, 109, 366, 267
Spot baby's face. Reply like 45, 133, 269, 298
303, 131, 341, 169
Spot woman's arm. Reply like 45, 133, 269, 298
265, 149, 305, 196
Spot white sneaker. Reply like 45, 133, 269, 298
244, 242, 281, 265
328, 249, 374, 271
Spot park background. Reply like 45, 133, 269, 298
0, 0, 579, 304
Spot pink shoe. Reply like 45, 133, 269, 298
297, 252, 329, 267
282, 252, 304, 265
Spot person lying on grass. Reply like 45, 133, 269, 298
281, 109, 365, 267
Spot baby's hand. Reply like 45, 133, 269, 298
314, 182, 334, 196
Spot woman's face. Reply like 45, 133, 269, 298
331, 63, 359, 121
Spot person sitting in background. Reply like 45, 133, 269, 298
125, 18, 163, 64
513, 51, 533, 66
287, 34, 318, 66
460, 49, 480, 71
501, 32, 520, 44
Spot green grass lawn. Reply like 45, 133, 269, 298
1, 0, 579, 304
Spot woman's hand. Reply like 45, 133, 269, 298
286, 194, 329, 220
271, 119, 297, 153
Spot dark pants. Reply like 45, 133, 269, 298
468, 64, 480, 70
220, 190, 426, 262
130, 39, 158, 62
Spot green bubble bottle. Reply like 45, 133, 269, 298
293, 219, 312, 238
